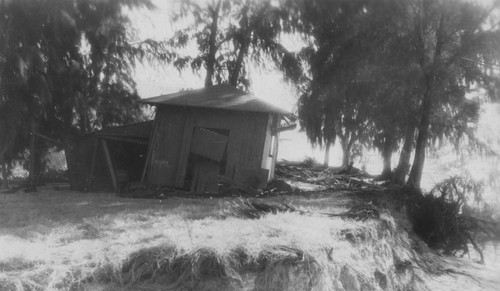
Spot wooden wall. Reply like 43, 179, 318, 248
146, 106, 274, 190
70, 136, 113, 191
67, 135, 97, 191
147, 106, 187, 186
260, 113, 280, 180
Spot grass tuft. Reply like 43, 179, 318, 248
221, 199, 301, 219
119, 244, 175, 285
116, 246, 245, 290
254, 245, 323, 290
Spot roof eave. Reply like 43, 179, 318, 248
140, 101, 292, 116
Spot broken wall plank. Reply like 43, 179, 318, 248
148, 107, 186, 186
98, 135, 149, 145
271, 123, 296, 134
190, 127, 228, 162
190, 160, 219, 193
175, 109, 194, 188
101, 139, 118, 192
141, 117, 159, 184
261, 113, 274, 171
87, 137, 99, 189
270, 114, 281, 179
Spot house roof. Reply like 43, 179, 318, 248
140, 84, 291, 115
94, 121, 153, 139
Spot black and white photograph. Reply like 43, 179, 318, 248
0, 0, 499, 289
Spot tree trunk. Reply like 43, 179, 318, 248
407, 11, 444, 189
27, 118, 37, 192
34, 145, 46, 187
229, 40, 249, 87
1, 163, 8, 188
64, 135, 81, 191
393, 126, 415, 185
323, 140, 331, 167
204, 0, 221, 87
381, 136, 393, 179
407, 79, 433, 189
80, 95, 91, 134
229, 6, 249, 87
341, 141, 351, 167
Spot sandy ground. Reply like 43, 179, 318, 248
424, 254, 500, 291
0, 185, 499, 290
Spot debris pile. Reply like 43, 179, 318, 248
125, 163, 387, 198
272, 163, 385, 192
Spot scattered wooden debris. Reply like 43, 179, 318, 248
274, 163, 382, 192
222, 199, 302, 219
124, 162, 386, 198
264, 178, 295, 193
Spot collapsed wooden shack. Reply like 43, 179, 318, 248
141, 84, 294, 193
69, 121, 153, 192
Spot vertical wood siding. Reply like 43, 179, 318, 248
147, 106, 270, 189
148, 106, 187, 186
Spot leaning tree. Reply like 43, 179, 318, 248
405, 0, 500, 189
286, 0, 500, 184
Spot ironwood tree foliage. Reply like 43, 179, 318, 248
169, 0, 301, 89
0, 0, 163, 189
403, 0, 500, 188
409, 176, 499, 265
292, 0, 412, 168
287, 0, 500, 188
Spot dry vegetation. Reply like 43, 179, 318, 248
0, 186, 498, 290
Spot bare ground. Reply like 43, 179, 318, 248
0, 185, 498, 290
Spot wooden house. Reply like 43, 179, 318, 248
141, 84, 294, 193
68, 121, 153, 192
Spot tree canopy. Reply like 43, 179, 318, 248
0, 0, 162, 189
286, 0, 500, 188
168, 0, 301, 89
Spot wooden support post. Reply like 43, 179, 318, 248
270, 133, 279, 179
101, 139, 118, 192
141, 117, 159, 185
140, 140, 153, 184
271, 123, 296, 134
87, 138, 99, 190
175, 110, 194, 188
28, 118, 37, 192
97, 135, 149, 145
33, 132, 64, 146
261, 113, 273, 170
